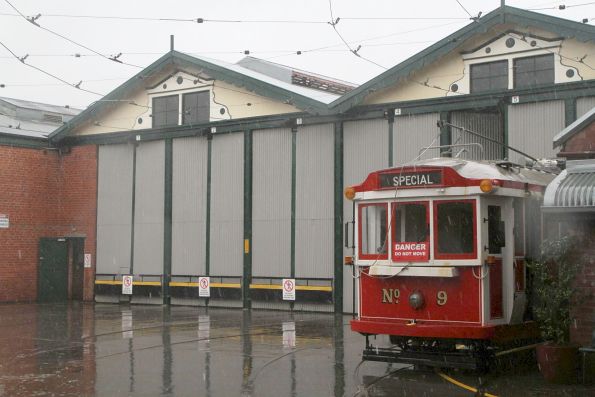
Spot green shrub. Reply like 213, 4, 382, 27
529, 236, 580, 345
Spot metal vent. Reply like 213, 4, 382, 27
43, 113, 63, 123
554, 171, 595, 208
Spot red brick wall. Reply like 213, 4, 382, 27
0, 145, 97, 302
570, 230, 595, 346
560, 120, 595, 158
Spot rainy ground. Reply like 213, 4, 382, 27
0, 303, 593, 396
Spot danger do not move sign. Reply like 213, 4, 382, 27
122, 275, 133, 295
282, 278, 296, 301
198, 276, 210, 298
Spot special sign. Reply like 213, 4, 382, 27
379, 170, 442, 189
393, 242, 429, 261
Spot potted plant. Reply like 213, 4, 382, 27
529, 236, 580, 384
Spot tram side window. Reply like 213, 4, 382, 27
359, 204, 388, 259
435, 201, 476, 258
488, 206, 505, 254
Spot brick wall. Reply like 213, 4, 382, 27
0, 145, 97, 302
559, 120, 595, 158
570, 229, 595, 346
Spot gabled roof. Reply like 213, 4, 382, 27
329, 5, 595, 112
553, 106, 595, 148
50, 51, 337, 142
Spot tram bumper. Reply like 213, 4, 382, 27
351, 318, 540, 342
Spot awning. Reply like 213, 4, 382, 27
543, 160, 595, 213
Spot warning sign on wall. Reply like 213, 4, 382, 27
198, 276, 210, 298
282, 278, 295, 301
0, 214, 9, 229
84, 254, 92, 268
122, 275, 133, 295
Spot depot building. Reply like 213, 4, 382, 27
1, 6, 594, 319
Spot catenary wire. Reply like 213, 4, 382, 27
4, 0, 143, 69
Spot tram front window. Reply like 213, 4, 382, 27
434, 200, 476, 259
392, 202, 429, 262
359, 204, 388, 259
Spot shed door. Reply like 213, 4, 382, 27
38, 238, 68, 302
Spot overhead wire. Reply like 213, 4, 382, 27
527, 1, 595, 10
0, 11, 469, 23
0, 39, 105, 96
326, 0, 388, 70
3, 0, 143, 69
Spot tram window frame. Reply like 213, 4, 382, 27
391, 201, 430, 262
487, 205, 506, 254
513, 198, 525, 256
433, 199, 477, 260
358, 203, 389, 260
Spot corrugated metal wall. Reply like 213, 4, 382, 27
577, 97, 595, 117
508, 101, 565, 163
451, 111, 503, 160
133, 140, 165, 275
96, 144, 134, 275
172, 137, 208, 276
210, 133, 244, 277
343, 119, 389, 313
252, 128, 292, 278
393, 113, 440, 164
295, 124, 334, 279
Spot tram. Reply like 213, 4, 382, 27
344, 154, 556, 370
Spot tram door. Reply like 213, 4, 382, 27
481, 197, 513, 324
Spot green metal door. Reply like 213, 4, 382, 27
38, 238, 68, 302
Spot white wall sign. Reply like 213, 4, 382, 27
84, 253, 92, 268
122, 275, 133, 295
0, 214, 9, 229
198, 276, 210, 298
282, 278, 296, 301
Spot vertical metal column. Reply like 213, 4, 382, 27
333, 122, 344, 313
290, 127, 297, 311
163, 139, 173, 305
564, 98, 577, 127
243, 129, 253, 309
388, 112, 394, 167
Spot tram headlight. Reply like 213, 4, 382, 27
344, 186, 356, 200
409, 290, 425, 310
480, 179, 497, 193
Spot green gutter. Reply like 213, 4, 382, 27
242, 129, 253, 309
0, 134, 48, 149
163, 138, 173, 305
333, 122, 344, 313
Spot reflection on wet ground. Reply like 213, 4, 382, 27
0, 303, 592, 396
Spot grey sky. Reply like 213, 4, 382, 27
0, 0, 592, 109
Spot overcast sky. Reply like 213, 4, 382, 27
0, 0, 592, 109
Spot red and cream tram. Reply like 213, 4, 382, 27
344, 157, 555, 370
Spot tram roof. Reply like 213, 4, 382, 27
370, 157, 556, 187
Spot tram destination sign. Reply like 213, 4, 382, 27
379, 170, 442, 188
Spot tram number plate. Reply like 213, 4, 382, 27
380, 289, 448, 306
437, 291, 447, 306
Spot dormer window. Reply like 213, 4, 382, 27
182, 91, 210, 125
152, 95, 179, 128
470, 60, 508, 93
513, 54, 554, 89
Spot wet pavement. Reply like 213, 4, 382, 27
0, 303, 593, 396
